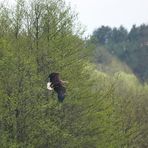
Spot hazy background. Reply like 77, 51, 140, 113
65, 0, 148, 36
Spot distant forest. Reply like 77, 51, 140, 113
90, 24, 148, 82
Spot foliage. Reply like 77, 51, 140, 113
91, 25, 148, 82
0, 0, 148, 148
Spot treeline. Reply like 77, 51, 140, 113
0, 0, 148, 147
90, 25, 148, 81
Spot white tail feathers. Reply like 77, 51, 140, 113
47, 82, 53, 90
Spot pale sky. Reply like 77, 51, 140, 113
65, 0, 148, 36
1, 0, 148, 36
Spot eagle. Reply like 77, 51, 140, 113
47, 72, 68, 102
